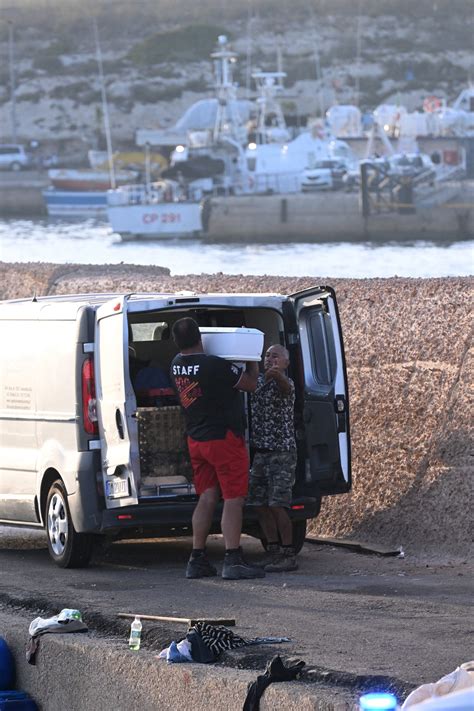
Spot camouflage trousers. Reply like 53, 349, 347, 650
247, 450, 297, 508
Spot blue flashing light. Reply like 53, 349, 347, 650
359, 693, 398, 711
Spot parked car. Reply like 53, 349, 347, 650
387, 153, 436, 180
0, 288, 351, 567
0, 144, 30, 171
301, 159, 349, 192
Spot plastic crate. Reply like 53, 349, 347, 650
137, 406, 192, 482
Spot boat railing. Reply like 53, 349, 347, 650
107, 182, 204, 207
250, 172, 302, 194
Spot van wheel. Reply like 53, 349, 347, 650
10, 161, 21, 171
260, 520, 308, 555
46, 480, 93, 568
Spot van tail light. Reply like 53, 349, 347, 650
82, 357, 98, 435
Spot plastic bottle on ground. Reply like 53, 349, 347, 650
128, 616, 142, 651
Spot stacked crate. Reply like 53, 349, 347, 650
137, 406, 193, 494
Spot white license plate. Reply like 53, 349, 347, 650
105, 477, 129, 498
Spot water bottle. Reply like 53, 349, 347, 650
359, 693, 398, 711
128, 616, 142, 651
58, 608, 82, 622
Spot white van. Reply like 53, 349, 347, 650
0, 288, 351, 567
0, 144, 30, 171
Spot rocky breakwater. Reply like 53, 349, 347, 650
1, 261, 472, 560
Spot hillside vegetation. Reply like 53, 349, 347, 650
0, 0, 472, 144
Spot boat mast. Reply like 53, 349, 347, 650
8, 21, 17, 143
211, 35, 243, 143
355, 2, 362, 107
309, 9, 324, 118
252, 71, 288, 144
92, 18, 116, 188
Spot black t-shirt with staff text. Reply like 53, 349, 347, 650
170, 353, 244, 441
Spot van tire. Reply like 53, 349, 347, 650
45, 479, 94, 568
10, 161, 21, 171
292, 520, 307, 554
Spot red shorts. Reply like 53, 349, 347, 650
187, 430, 249, 500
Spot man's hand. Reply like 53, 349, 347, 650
265, 366, 291, 394
236, 360, 259, 392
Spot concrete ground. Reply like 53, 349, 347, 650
0, 527, 471, 710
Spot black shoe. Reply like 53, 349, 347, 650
222, 551, 266, 580
255, 543, 281, 568
186, 554, 217, 579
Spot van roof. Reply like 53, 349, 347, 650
1, 291, 289, 305
0, 291, 295, 320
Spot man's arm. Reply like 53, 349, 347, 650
235, 361, 259, 392
264, 366, 292, 395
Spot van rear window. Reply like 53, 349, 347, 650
307, 311, 335, 386
131, 321, 169, 342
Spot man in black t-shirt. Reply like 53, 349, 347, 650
170, 317, 264, 580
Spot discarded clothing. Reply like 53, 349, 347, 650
402, 662, 474, 710
158, 622, 290, 664
26, 611, 88, 665
243, 655, 306, 711
157, 639, 193, 663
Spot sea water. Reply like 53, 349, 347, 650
0, 218, 472, 278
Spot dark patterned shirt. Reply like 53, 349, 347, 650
251, 373, 296, 451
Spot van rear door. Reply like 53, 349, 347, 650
95, 296, 139, 508
289, 286, 351, 495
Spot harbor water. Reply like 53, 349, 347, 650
0, 217, 472, 278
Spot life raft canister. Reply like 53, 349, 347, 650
423, 95, 442, 113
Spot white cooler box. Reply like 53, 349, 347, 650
200, 327, 264, 362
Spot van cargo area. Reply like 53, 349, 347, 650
0, 289, 350, 566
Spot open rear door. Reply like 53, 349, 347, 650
289, 286, 351, 495
95, 296, 140, 508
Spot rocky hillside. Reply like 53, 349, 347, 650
0, 0, 472, 154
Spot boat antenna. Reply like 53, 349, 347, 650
309, 5, 324, 118
92, 17, 116, 189
7, 20, 17, 143
355, 0, 362, 107
245, 2, 253, 98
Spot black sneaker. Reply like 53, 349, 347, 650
255, 543, 281, 568
264, 546, 298, 573
186, 554, 217, 579
222, 550, 266, 580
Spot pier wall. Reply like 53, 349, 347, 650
0, 172, 48, 216
0, 263, 472, 558
207, 187, 473, 240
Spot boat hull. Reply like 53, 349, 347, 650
42, 189, 107, 217
107, 202, 203, 239
48, 168, 137, 192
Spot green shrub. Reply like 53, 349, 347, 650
129, 24, 230, 65
50, 81, 91, 99
17, 91, 42, 103
131, 83, 183, 102
34, 53, 65, 73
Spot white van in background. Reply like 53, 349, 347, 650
0, 288, 351, 567
0, 144, 31, 171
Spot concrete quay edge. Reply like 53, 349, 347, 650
0, 609, 354, 711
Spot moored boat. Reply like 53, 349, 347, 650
47, 168, 138, 192
42, 187, 107, 217
106, 180, 203, 240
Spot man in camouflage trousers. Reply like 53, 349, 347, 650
248, 344, 298, 572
